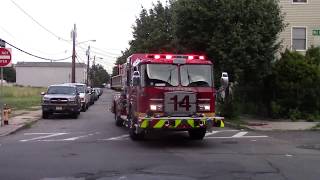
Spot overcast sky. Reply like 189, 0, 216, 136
1, 0, 166, 72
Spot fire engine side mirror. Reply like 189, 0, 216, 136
220, 72, 229, 91
132, 71, 141, 86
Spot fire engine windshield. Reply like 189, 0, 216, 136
142, 64, 179, 87
180, 65, 213, 87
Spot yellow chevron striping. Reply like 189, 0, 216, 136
220, 120, 225, 128
174, 119, 182, 128
187, 119, 194, 128
141, 120, 148, 128
154, 119, 165, 128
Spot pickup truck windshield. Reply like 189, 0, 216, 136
142, 64, 179, 87
47, 86, 77, 95
76, 85, 85, 93
180, 65, 213, 87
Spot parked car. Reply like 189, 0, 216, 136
87, 86, 95, 105
64, 83, 90, 112
92, 88, 99, 101
41, 84, 81, 119
93, 88, 101, 98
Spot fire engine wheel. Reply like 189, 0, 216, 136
115, 114, 123, 127
114, 109, 123, 127
188, 129, 206, 140
129, 120, 145, 141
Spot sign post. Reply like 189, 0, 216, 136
0, 48, 12, 126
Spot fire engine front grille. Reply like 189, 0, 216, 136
164, 91, 196, 116
50, 98, 68, 104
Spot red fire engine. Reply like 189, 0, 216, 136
111, 54, 228, 140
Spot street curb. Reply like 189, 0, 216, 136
224, 121, 251, 131
10, 118, 40, 135
225, 120, 320, 131
0, 115, 41, 137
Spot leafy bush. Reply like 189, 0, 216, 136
270, 49, 320, 119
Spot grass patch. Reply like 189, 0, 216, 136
312, 123, 320, 130
1, 86, 46, 110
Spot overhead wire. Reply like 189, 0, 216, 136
10, 0, 70, 42
4, 40, 71, 61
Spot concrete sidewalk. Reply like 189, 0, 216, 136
0, 109, 41, 137
226, 116, 320, 131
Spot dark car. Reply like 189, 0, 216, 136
87, 86, 95, 105
41, 84, 81, 119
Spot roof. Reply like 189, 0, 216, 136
15, 62, 86, 68
49, 84, 77, 88
129, 54, 212, 66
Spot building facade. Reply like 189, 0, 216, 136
15, 62, 87, 87
279, 0, 320, 52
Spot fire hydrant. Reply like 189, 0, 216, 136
3, 104, 11, 125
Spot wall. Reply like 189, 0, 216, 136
279, 0, 320, 52
16, 66, 86, 87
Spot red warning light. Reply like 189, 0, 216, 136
154, 55, 161, 59
188, 56, 194, 60
199, 56, 205, 60
165, 55, 172, 59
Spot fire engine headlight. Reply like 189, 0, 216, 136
199, 104, 210, 111
150, 104, 163, 111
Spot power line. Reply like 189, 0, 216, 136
90, 46, 121, 56
10, 0, 70, 42
4, 40, 71, 61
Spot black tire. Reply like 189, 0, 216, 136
81, 105, 86, 112
188, 129, 206, 140
129, 119, 145, 141
114, 109, 123, 127
71, 113, 79, 119
42, 111, 49, 119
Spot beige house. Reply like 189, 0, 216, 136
279, 0, 320, 52
15, 62, 87, 87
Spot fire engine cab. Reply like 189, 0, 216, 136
111, 54, 228, 140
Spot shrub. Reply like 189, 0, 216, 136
270, 49, 320, 119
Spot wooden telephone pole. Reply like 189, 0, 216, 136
71, 24, 77, 83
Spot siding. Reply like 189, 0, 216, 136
16, 66, 86, 87
279, 0, 320, 51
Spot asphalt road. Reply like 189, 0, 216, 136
0, 89, 320, 180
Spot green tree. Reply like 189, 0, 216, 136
3, 66, 16, 82
90, 64, 110, 87
130, 1, 174, 53
172, 0, 285, 117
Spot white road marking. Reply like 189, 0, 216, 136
20, 133, 68, 142
205, 129, 239, 137
206, 135, 268, 139
99, 134, 129, 141
40, 133, 96, 142
232, 131, 248, 138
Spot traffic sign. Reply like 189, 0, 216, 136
0, 48, 12, 67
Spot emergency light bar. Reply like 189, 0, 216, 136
146, 54, 206, 60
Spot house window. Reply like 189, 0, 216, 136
292, 0, 307, 3
292, 27, 307, 51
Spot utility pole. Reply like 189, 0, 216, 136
86, 45, 90, 85
0, 40, 5, 126
71, 24, 77, 83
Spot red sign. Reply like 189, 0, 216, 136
0, 48, 12, 67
